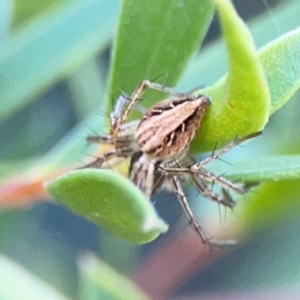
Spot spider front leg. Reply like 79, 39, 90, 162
111, 80, 188, 135
121, 79, 202, 128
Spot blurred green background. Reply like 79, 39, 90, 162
1, 0, 300, 299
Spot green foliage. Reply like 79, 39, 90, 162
1, 0, 300, 299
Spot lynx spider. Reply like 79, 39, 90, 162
85, 80, 261, 246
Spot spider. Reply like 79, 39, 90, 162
85, 80, 261, 246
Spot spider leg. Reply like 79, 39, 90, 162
169, 175, 236, 247
79, 149, 117, 169
191, 174, 236, 208
84, 119, 139, 169
221, 187, 236, 207
197, 131, 262, 167
122, 80, 207, 126
158, 157, 239, 207
192, 167, 246, 195
110, 95, 131, 136
86, 134, 115, 144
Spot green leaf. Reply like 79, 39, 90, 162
0, 0, 118, 123
240, 179, 300, 234
260, 27, 300, 114
107, 0, 214, 116
208, 155, 300, 182
46, 169, 168, 244
191, 0, 270, 152
178, 0, 300, 90
0, 254, 70, 300
78, 253, 151, 300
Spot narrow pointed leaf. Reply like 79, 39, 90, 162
191, 0, 270, 152
107, 0, 214, 116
